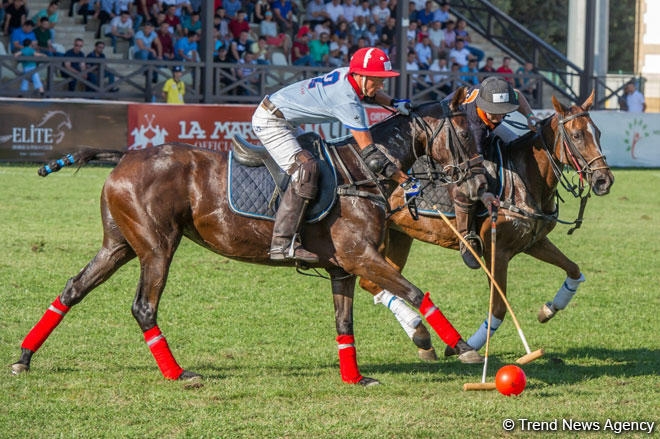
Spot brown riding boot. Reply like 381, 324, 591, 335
270, 184, 319, 264
455, 199, 482, 269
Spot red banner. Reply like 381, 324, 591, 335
126, 103, 393, 152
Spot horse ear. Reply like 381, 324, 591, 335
552, 95, 568, 114
450, 86, 467, 111
581, 89, 595, 111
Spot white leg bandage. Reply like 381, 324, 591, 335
552, 273, 585, 310
467, 315, 503, 350
374, 289, 421, 340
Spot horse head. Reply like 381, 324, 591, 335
549, 90, 614, 196
400, 87, 486, 202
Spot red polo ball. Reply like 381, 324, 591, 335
495, 365, 527, 396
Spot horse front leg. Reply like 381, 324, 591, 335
357, 228, 436, 361
12, 242, 135, 375
524, 237, 585, 323
328, 267, 379, 387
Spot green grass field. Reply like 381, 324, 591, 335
1, 164, 658, 438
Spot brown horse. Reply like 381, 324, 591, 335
360, 91, 615, 358
11, 92, 487, 386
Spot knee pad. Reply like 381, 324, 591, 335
292, 150, 319, 200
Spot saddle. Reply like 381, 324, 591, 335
228, 132, 338, 223
412, 137, 504, 218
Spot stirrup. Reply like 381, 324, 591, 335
459, 232, 483, 270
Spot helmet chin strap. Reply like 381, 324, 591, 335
360, 75, 371, 98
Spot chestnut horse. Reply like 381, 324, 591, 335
12, 92, 487, 386
360, 91, 615, 358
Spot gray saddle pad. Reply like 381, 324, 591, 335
227, 149, 337, 223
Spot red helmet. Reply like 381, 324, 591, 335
349, 47, 400, 78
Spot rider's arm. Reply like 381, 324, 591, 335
515, 89, 539, 131
351, 129, 409, 185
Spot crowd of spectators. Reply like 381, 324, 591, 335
3, 0, 539, 99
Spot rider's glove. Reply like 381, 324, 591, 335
360, 144, 398, 178
391, 98, 412, 116
401, 177, 420, 202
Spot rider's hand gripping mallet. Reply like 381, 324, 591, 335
464, 206, 498, 391
432, 204, 544, 365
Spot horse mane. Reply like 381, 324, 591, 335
507, 114, 555, 149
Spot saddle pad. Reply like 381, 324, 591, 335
227, 151, 336, 223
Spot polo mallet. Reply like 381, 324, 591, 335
464, 207, 499, 391
432, 204, 544, 365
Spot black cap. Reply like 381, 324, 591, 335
476, 76, 519, 114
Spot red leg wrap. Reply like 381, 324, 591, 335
22, 296, 70, 352
420, 292, 461, 348
144, 326, 183, 380
336, 334, 363, 384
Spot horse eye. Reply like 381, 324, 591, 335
572, 132, 582, 141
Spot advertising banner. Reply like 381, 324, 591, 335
126, 103, 394, 152
0, 99, 127, 162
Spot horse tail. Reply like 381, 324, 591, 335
38, 149, 126, 177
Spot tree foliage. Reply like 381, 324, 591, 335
489, 0, 635, 73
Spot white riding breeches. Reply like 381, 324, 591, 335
252, 104, 302, 174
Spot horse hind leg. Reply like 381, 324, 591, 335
12, 234, 136, 375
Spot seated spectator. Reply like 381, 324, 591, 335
72, 0, 96, 25
156, 20, 175, 60
380, 16, 396, 50
4, 0, 28, 37
14, 38, 46, 97
443, 19, 456, 50
349, 14, 368, 43
174, 29, 200, 62
414, 35, 432, 69
223, 0, 242, 19
305, 0, 329, 29
460, 57, 479, 85
236, 50, 259, 95
107, 10, 135, 54
343, 0, 357, 23
134, 20, 162, 60
479, 56, 496, 79
10, 20, 36, 53
214, 7, 230, 44
355, 0, 372, 21
260, 11, 292, 55
291, 30, 312, 66
454, 18, 484, 62
163, 4, 182, 38
428, 20, 445, 59
93, 0, 118, 39
365, 23, 380, 46
406, 50, 425, 93
34, 16, 60, 56
327, 36, 348, 67
228, 30, 253, 63
416, 1, 435, 27
309, 31, 330, 67
433, 1, 450, 27
62, 38, 87, 91
448, 38, 470, 67
313, 18, 333, 38
86, 40, 118, 91
31, 1, 59, 35
252, 35, 272, 64
271, 0, 295, 35
324, 0, 345, 25
135, 0, 162, 30
228, 9, 249, 40
496, 56, 514, 84
516, 61, 538, 101
428, 56, 450, 94
371, 0, 390, 31
181, 10, 201, 35
253, 0, 272, 24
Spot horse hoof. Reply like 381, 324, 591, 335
538, 302, 556, 323
358, 377, 380, 387
444, 345, 457, 357
418, 347, 438, 362
178, 370, 202, 381
457, 350, 484, 364
11, 363, 29, 375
